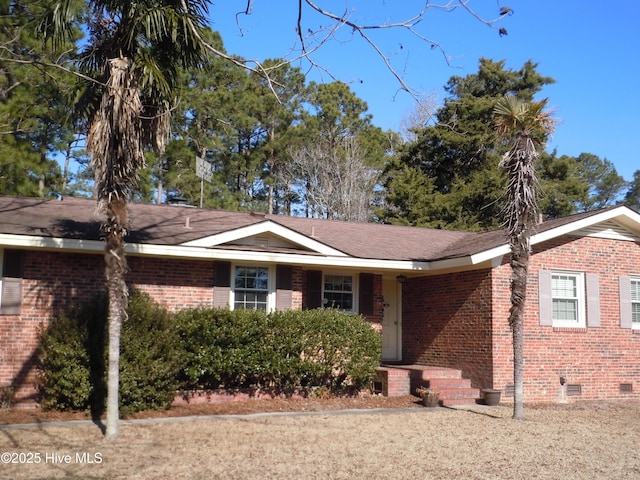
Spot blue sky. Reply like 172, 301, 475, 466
208, 1, 639, 182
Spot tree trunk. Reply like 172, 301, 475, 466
103, 199, 129, 439
509, 245, 529, 420
105, 286, 123, 438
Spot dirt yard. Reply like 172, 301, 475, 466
1, 397, 639, 479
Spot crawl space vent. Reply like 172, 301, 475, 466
504, 384, 515, 397
620, 383, 633, 393
566, 384, 582, 396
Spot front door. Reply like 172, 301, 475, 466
381, 278, 401, 361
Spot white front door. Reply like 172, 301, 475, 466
381, 278, 401, 361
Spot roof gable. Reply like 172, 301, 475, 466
181, 220, 347, 256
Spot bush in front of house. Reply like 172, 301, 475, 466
37, 295, 107, 412
118, 291, 181, 415
37, 291, 180, 415
175, 307, 382, 395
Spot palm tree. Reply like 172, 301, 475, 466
37, 0, 209, 438
493, 95, 555, 420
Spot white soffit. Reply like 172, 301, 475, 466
180, 220, 348, 257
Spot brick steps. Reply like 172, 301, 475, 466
375, 364, 480, 406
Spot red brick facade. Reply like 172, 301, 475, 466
493, 235, 640, 403
401, 269, 494, 391
1, 250, 382, 405
401, 234, 640, 403
4, 230, 639, 406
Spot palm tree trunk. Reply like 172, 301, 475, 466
509, 245, 529, 420
103, 199, 129, 439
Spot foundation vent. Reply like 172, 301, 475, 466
504, 384, 515, 397
566, 384, 582, 396
620, 383, 633, 393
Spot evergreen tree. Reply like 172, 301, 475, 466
575, 153, 628, 210
381, 59, 555, 230
0, 0, 74, 197
623, 170, 640, 211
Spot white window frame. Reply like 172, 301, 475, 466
551, 271, 586, 328
322, 273, 356, 312
631, 276, 640, 329
230, 264, 275, 312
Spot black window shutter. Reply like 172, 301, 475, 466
213, 261, 231, 287
359, 273, 374, 316
276, 265, 293, 311
276, 265, 293, 290
3, 250, 24, 278
307, 270, 323, 309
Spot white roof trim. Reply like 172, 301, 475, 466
0, 232, 432, 272
180, 220, 347, 257
130, 243, 432, 271
3, 206, 639, 275
0, 234, 105, 253
467, 206, 640, 266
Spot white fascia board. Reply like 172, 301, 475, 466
180, 220, 347, 257
0, 232, 428, 271
460, 206, 640, 267
532, 207, 640, 243
127, 242, 431, 271
0, 234, 105, 252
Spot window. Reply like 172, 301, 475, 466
0, 249, 24, 315
632, 277, 640, 327
233, 266, 269, 311
551, 272, 585, 327
323, 274, 353, 311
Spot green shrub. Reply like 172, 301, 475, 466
37, 291, 179, 415
175, 308, 381, 394
37, 295, 107, 412
118, 291, 180, 415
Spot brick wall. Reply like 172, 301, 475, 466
1, 249, 379, 405
127, 256, 215, 311
402, 235, 640, 403
401, 269, 494, 389
1, 251, 105, 404
1, 251, 222, 404
491, 235, 640, 403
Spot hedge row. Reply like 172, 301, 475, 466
37, 292, 381, 415
175, 307, 381, 393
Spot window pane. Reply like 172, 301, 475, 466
632, 304, 640, 324
631, 280, 640, 302
323, 275, 353, 311
325, 292, 353, 310
234, 291, 268, 311
552, 275, 577, 298
553, 299, 578, 322
234, 266, 268, 311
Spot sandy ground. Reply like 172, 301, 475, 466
1, 398, 640, 479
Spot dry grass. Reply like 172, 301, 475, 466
1, 399, 640, 479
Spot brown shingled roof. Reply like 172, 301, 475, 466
0, 195, 630, 263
